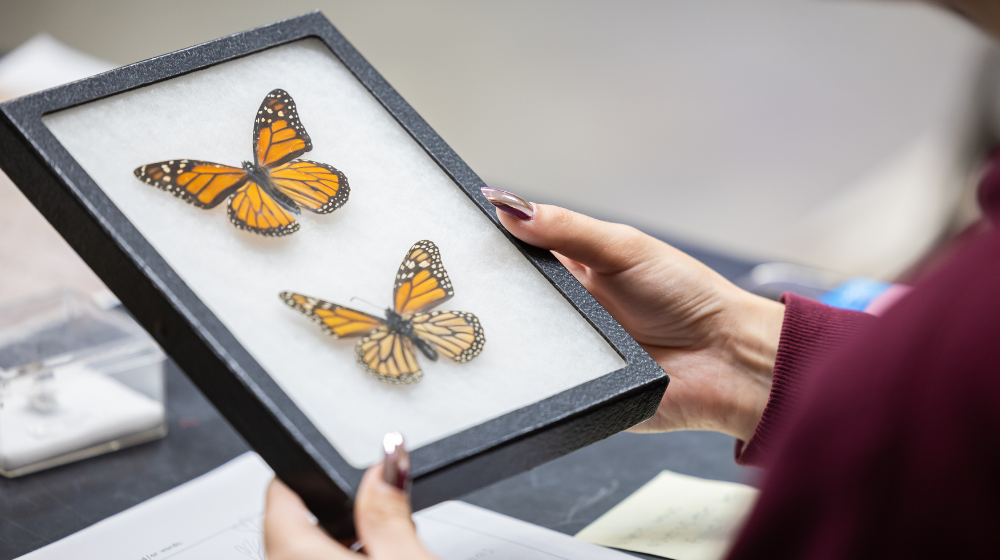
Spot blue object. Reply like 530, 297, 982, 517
819, 277, 893, 311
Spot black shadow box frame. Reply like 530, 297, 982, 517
0, 12, 668, 537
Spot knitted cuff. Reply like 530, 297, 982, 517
735, 293, 875, 466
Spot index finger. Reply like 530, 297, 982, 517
497, 203, 653, 274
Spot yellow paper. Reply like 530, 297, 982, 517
575, 470, 759, 560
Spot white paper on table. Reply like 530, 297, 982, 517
416, 501, 630, 560
575, 471, 760, 560
14, 452, 631, 560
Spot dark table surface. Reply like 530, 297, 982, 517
0, 239, 761, 560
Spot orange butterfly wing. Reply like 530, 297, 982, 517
393, 241, 454, 317
267, 160, 350, 214
355, 327, 423, 384
133, 160, 248, 208
280, 292, 384, 337
228, 181, 299, 237
411, 311, 485, 363
254, 89, 312, 168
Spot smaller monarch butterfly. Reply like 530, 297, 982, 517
281, 240, 486, 384
134, 89, 348, 237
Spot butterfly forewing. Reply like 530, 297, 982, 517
228, 181, 300, 237
268, 160, 350, 214
411, 311, 486, 363
280, 292, 385, 337
393, 240, 455, 316
356, 327, 423, 384
254, 89, 312, 168
133, 160, 248, 208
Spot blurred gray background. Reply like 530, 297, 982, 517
1, 0, 996, 280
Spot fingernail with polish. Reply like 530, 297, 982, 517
382, 432, 411, 493
481, 187, 534, 220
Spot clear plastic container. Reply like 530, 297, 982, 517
0, 290, 166, 477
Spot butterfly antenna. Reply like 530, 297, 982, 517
350, 296, 385, 313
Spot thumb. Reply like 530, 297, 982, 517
482, 188, 650, 274
263, 479, 351, 560
355, 465, 435, 559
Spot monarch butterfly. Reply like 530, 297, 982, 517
133, 89, 348, 237
280, 240, 486, 384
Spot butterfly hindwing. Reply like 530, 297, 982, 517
411, 310, 486, 363
268, 160, 350, 215
254, 89, 312, 168
356, 327, 423, 384
279, 292, 384, 338
228, 181, 300, 237
393, 240, 455, 316
134, 160, 248, 208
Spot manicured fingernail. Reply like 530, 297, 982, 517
382, 432, 411, 493
481, 187, 535, 220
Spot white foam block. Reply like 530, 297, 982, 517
42, 39, 625, 467
0, 366, 164, 472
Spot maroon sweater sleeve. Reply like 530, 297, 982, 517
725, 225, 1000, 560
735, 293, 875, 466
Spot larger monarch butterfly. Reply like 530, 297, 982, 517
280, 240, 486, 384
133, 89, 348, 237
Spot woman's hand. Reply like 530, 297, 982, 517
264, 465, 438, 560
483, 188, 784, 442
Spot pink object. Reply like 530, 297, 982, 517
864, 284, 914, 316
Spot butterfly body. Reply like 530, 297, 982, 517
384, 308, 438, 361
135, 89, 348, 236
240, 160, 300, 215
281, 240, 485, 384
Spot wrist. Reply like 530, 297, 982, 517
716, 289, 785, 442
